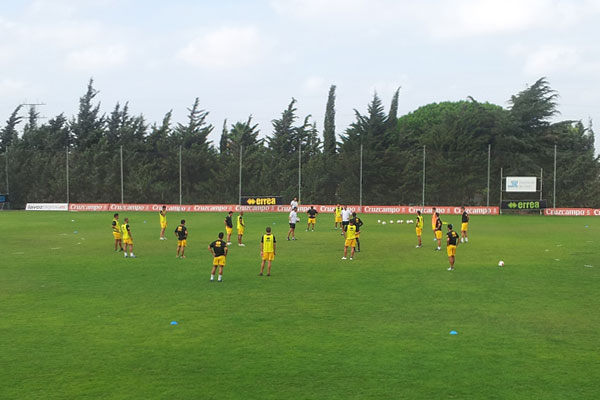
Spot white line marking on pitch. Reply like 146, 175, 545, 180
51, 247, 61, 250
584, 265, 594, 268
14, 252, 24, 255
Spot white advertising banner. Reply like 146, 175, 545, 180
26, 203, 69, 211
505, 177, 537, 192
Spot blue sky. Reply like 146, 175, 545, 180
1, 0, 599, 153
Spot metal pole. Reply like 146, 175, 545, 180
4, 146, 8, 196
66, 146, 69, 204
553, 144, 557, 209
179, 145, 182, 205
238, 145, 243, 205
540, 168, 543, 215
298, 139, 302, 204
500, 167, 503, 215
120, 145, 124, 204
486, 143, 491, 207
422, 145, 426, 207
359, 143, 363, 208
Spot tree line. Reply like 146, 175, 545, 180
1, 77, 598, 209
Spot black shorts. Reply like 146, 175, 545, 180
289, 223, 296, 229
342, 221, 349, 229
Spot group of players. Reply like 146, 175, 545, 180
110, 201, 470, 280
414, 206, 470, 271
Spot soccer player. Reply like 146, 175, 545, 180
306, 206, 318, 231
341, 206, 351, 235
351, 212, 364, 252
342, 219, 357, 260
446, 224, 460, 271
121, 217, 135, 258
334, 203, 342, 229
431, 207, 437, 242
259, 226, 276, 276
434, 212, 443, 251
209, 232, 228, 282
415, 210, 424, 248
159, 205, 167, 240
174, 219, 188, 258
111, 213, 123, 252
288, 206, 299, 240
460, 206, 469, 243
237, 211, 245, 246
224, 211, 234, 245
290, 197, 298, 210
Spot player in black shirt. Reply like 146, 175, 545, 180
174, 219, 188, 259
209, 232, 228, 282
224, 211, 234, 244
351, 212, 364, 252
306, 206, 319, 232
446, 224, 460, 271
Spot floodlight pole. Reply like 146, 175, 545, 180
540, 168, 543, 215
499, 167, 503, 215
238, 145, 243, 206
486, 144, 491, 207
120, 145, 124, 204
298, 139, 302, 204
422, 145, 426, 208
4, 146, 8, 196
553, 144, 557, 209
359, 143, 363, 208
179, 145, 182, 205
66, 146, 69, 204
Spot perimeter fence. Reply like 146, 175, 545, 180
1, 144, 598, 209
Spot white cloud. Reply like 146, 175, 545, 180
303, 76, 327, 94
0, 79, 27, 95
177, 26, 269, 69
65, 45, 128, 71
523, 45, 580, 75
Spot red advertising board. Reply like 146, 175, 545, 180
67, 203, 501, 214
544, 208, 600, 216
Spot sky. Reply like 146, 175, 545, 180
1, 0, 599, 153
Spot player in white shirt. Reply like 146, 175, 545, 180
288, 207, 300, 240
341, 206, 352, 235
290, 197, 298, 210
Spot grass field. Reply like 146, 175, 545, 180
1, 211, 599, 399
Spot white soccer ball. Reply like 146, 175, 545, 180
382, 221, 386, 225
397, 220, 402, 224
498, 260, 505, 267
377, 219, 381, 223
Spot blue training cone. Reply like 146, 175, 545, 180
449, 330, 458, 335
170, 321, 178, 325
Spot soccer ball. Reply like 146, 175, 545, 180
382, 221, 386, 225
498, 260, 505, 267
397, 220, 403, 224
377, 219, 381, 223
389, 220, 394, 224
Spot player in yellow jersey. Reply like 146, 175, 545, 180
159, 205, 167, 240
224, 211, 234, 244
334, 203, 342, 230
446, 224, 460, 271
431, 207, 437, 242
111, 213, 123, 252
434, 212, 443, 251
460, 206, 469, 243
342, 219, 357, 260
415, 210, 424, 248
237, 211, 245, 246
174, 219, 188, 259
259, 227, 277, 276
121, 217, 135, 258
209, 232, 228, 282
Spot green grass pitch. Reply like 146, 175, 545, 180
1, 211, 599, 399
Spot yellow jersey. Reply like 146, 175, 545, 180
112, 218, 120, 233
335, 206, 342, 217
159, 211, 166, 224
416, 215, 423, 229
121, 223, 130, 240
262, 233, 275, 252
346, 224, 357, 240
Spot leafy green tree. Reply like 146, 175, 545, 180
0, 105, 23, 152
